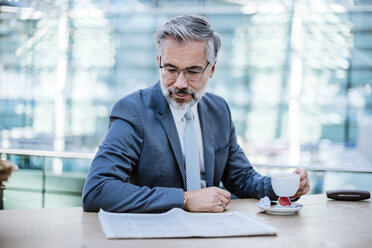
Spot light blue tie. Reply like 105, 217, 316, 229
184, 109, 201, 191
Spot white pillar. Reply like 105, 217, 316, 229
288, 3, 303, 165
53, 3, 69, 175
54, 6, 69, 152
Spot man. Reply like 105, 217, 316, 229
82, 15, 310, 213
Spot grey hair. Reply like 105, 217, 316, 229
153, 15, 221, 63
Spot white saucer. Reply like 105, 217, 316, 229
256, 201, 304, 215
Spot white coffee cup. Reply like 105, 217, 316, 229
271, 173, 300, 197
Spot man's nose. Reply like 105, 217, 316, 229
174, 72, 188, 89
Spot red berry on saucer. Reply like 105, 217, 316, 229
278, 196, 291, 206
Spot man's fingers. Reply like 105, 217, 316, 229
293, 184, 311, 198
210, 205, 224, 213
300, 170, 308, 180
294, 168, 309, 190
297, 180, 308, 195
214, 188, 231, 206
211, 187, 230, 210
299, 177, 309, 188
219, 199, 228, 208
220, 197, 229, 206
298, 185, 310, 196
294, 168, 307, 180
291, 168, 311, 198
217, 188, 231, 199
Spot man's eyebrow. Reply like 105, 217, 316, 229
163, 63, 203, 70
186, 65, 204, 70
163, 62, 178, 68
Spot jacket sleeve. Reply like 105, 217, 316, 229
81, 98, 184, 213
221, 101, 278, 200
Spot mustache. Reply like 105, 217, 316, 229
168, 87, 196, 95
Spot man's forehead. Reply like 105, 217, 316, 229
160, 38, 208, 66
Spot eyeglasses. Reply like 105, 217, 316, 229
159, 56, 209, 82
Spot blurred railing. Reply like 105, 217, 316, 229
0, 148, 95, 160
1, 148, 372, 210
254, 163, 372, 173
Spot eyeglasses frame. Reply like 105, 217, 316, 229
158, 56, 210, 82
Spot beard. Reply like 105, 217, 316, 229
160, 79, 206, 110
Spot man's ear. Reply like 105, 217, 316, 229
210, 60, 217, 78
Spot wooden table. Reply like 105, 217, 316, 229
0, 194, 371, 248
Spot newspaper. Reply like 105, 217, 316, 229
98, 208, 277, 239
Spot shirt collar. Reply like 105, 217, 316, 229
169, 103, 198, 124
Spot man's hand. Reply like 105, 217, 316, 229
184, 187, 231, 213
292, 168, 310, 198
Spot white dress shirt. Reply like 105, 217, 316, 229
169, 104, 206, 188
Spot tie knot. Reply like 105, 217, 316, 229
184, 109, 194, 121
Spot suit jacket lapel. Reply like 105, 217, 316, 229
198, 99, 215, 187
154, 82, 186, 188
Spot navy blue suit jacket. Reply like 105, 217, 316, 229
82, 82, 276, 212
